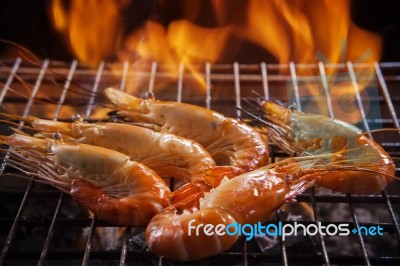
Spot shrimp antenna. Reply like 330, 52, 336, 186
0, 39, 111, 105
250, 90, 266, 101
310, 165, 400, 181
250, 90, 288, 108
0, 39, 41, 65
244, 94, 264, 111
239, 106, 297, 154
0, 113, 41, 132
361, 128, 400, 136
237, 107, 283, 133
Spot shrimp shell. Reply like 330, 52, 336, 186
252, 100, 396, 194
104, 87, 270, 173
4, 114, 217, 184
146, 159, 313, 261
1, 133, 171, 226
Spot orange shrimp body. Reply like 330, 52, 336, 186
145, 160, 312, 261
257, 100, 395, 194
6, 114, 217, 184
1, 133, 171, 226
105, 88, 269, 173
310, 135, 395, 194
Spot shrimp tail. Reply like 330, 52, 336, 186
169, 181, 211, 212
171, 166, 246, 211
71, 179, 165, 226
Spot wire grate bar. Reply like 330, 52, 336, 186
148, 61, 157, 94
234, 62, 242, 117
373, 62, 400, 245
53, 60, 78, 119
0, 58, 22, 177
0, 59, 49, 264
290, 70, 332, 266
374, 62, 400, 130
85, 61, 105, 119
310, 188, 331, 266
38, 194, 65, 265
318, 61, 334, 118
81, 61, 105, 265
0, 60, 398, 265
0, 181, 34, 265
279, 221, 289, 266
0, 57, 22, 105
347, 195, 371, 266
37, 60, 78, 265
120, 61, 129, 91
260, 62, 269, 100
177, 63, 184, 103
258, 61, 289, 265
242, 240, 248, 266
119, 227, 131, 266
82, 217, 97, 266
346, 61, 376, 265
205, 62, 211, 109
289, 62, 301, 111
346, 61, 371, 134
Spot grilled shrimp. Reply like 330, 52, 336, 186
145, 158, 316, 261
0, 133, 170, 226
3, 114, 216, 183
104, 87, 269, 174
248, 100, 396, 194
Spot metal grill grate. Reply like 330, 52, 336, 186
0, 58, 399, 265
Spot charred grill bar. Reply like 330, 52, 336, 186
0, 59, 399, 265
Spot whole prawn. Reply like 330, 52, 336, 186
145, 157, 326, 261
104, 87, 269, 176
245, 100, 396, 194
2, 113, 216, 184
0, 133, 171, 226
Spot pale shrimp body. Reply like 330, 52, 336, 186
146, 159, 313, 261
256, 100, 395, 194
104, 88, 269, 173
10, 115, 216, 183
1, 133, 171, 226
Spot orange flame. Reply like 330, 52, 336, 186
241, 0, 382, 65
48, 0, 382, 96
49, 0, 130, 67
49, 0, 382, 65
120, 20, 233, 89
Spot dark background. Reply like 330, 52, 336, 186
0, 0, 399, 63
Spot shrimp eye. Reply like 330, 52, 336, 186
144, 91, 155, 100
72, 114, 82, 122
53, 132, 63, 140
285, 174, 294, 183
289, 104, 298, 112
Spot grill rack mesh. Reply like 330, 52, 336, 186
0, 58, 399, 265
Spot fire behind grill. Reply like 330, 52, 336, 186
0, 58, 399, 266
